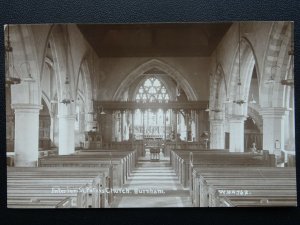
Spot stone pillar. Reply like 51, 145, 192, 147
131, 110, 134, 136
142, 109, 145, 156
186, 111, 191, 141
142, 110, 145, 138
195, 110, 199, 142
86, 120, 97, 132
13, 104, 42, 167
229, 115, 245, 152
210, 119, 225, 149
120, 110, 124, 141
58, 114, 76, 155
50, 116, 55, 147
111, 111, 115, 142
174, 110, 178, 148
85, 114, 97, 132
260, 107, 286, 155
164, 110, 167, 140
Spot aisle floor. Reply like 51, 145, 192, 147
112, 154, 192, 208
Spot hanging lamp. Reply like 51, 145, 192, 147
249, 93, 256, 104
233, 22, 246, 106
281, 22, 294, 86
60, 26, 74, 105
205, 104, 210, 112
5, 24, 21, 86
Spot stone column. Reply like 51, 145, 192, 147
142, 110, 145, 138
120, 110, 124, 141
85, 113, 97, 132
131, 110, 134, 139
209, 119, 225, 149
111, 111, 115, 142
260, 107, 286, 155
58, 114, 76, 155
185, 111, 191, 141
13, 104, 42, 167
142, 109, 145, 156
174, 110, 178, 148
229, 115, 245, 152
50, 116, 55, 147
195, 110, 199, 142
163, 110, 167, 140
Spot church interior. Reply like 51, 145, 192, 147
5, 22, 296, 208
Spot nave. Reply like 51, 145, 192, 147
5, 22, 296, 208
7, 147, 297, 208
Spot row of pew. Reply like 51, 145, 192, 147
170, 149, 297, 207
7, 149, 137, 208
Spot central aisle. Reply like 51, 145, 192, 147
112, 155, 192, 208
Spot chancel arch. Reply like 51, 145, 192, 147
113, 59, 198, 101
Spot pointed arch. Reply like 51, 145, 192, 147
260, 21, 292, 107
112, 59, 198, 101
134, 76, 170, 102
41, 91, 51, 112
227, 37, 258, 116
209, 63, 228, 120
48, 24, 76, 115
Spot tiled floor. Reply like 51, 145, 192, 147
112, 154, 192, 208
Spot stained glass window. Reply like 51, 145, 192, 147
135, 77, 169, 102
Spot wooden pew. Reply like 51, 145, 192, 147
170, 150, 275, 188
7, 167, 109, 208
75, 149, 137, 174
191, 167, 296, 207
8, 168, 107, 208
39, 149, 136, 188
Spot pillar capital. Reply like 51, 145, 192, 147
228, 114, 246, 122
259, 107, 287, 118
209, 119, 224, 125
57, 114, 76, 119
12, 103, 42, 113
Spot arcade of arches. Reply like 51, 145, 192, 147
5, 22, 296, 207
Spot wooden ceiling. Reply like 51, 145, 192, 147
77, 23, 232, 57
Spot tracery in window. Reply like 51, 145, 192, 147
135, 77, 169, 103
133, 77, 171, 139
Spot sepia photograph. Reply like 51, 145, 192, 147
5, 22, 296, 208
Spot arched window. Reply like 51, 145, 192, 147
133, 77, 171, 139
136, 77, 169, 102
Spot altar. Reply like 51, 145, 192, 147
144, 137, 164, 161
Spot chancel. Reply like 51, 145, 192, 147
5, 22, 296, 208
